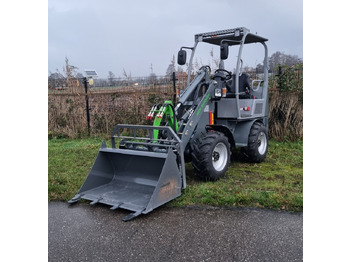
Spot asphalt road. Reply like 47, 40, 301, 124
48, 202, 302, 262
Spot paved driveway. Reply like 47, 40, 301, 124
48, 202, 302, 261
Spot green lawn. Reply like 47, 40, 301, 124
48, 137, 303, 211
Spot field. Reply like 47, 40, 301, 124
48, 137, 303, 212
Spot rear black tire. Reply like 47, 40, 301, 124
241, 121, 268, 163
191, 131, 231, 181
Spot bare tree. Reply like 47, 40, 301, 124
166, 55, 176, 76
176, 65, 184, 73
255, 63, 264, 74
122, 68, 131, 79
108, 71, 115, 86
148, 73, 157, 85
63, 57, 78, 79
268, 51, 302, 71
48, 70, 65, 89
63, 57, 80, 93
76, 72, 84, 79
122, 68, 132, 86
210, 48, 220, 71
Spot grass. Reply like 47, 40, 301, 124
48, 137, 303, 212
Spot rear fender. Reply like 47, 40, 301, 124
233, 119, 264, 147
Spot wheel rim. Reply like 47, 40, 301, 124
212, 142, 228, 171
257, 132, 267, 155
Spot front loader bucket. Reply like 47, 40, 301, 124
69, 125, 185, 221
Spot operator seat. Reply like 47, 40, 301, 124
226, 73, 251, 99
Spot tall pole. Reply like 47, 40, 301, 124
172, 71, 177, 105
83, 77, 91, 136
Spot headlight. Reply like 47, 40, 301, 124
215, 88, 222, 97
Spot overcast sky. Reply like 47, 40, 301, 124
48, 0, 303, 78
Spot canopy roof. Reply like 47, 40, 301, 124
194, 27, 268, 46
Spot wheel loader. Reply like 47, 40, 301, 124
69, 27, 269, 221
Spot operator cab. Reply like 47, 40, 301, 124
177, 27, 268, 120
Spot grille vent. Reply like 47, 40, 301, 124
254, 103, 263, 115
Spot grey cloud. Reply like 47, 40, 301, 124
49, 0, 302, 77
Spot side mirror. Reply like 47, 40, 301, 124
220, 43, 229, 60
177, 50, 187, 65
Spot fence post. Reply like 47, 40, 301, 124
172, 72, 177, 105
83, 77, 91, 136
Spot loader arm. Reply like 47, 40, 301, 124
178, 77, 218, 148
173, 67, 215, 148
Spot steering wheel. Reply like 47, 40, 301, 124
214, 69, 232, 80
199, 65, 211, 74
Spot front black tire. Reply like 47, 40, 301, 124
191, 131, 231, 181
241, 122, 268, 163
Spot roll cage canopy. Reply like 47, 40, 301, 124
194, 27, 268, 46
180, 27, 269, 86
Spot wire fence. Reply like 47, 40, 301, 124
49, 73, 188, 91
48, 67, 303, 140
